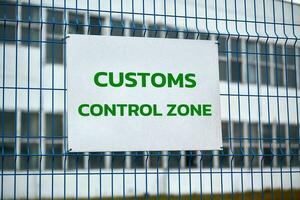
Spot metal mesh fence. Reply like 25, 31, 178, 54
0, 0, 300, 199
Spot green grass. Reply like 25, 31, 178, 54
99, 190, 300, 200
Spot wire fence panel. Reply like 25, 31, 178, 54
0, 0, 300, 199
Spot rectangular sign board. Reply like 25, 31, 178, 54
67, 35, 222, 152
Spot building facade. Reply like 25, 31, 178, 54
0, 0, 300, 198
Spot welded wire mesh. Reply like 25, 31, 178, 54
0, 0, 300, 199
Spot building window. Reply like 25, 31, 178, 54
149, 151, 162, 168
263, 147, 273, 167
130, 22, 144, 37
67, 153, 84, 170
262, 124, 272, 143
230, 38, 242, 83
46, 10, 64, 64
0, 111, 16, 170
246, 41, 257, 84
218, 36, 228, 81
46, 39, 63, 64
20, 112, 39, 170
45, 113, 64, 170
111, 152, 126, 169
88, 16, 104, 35
131, 151, 144, 168
167, 151, 181, 169
201, 150, 213, 168
185, 151, 197, 168
89, 152, 105, 169
219, 147, 230, 168
220, 121, 230, 168
110, 19, 124, 36
259, 42, 272, 85
219, 60, 228, 81
274, 44, 284, 87
248, 123, 259, 167
164, 26, 178, 39
0, 1, 17, 43
68, 12, 85, 34
276, 124, 286, 167
183, 31, 195, 39
21, 4, 40, 46
147, 24, 162, 38
286, 46, 297, 88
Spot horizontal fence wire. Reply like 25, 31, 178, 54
0, 0, 300, 199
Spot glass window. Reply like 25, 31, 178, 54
183, 31, 195, 39
0, 24, 16, 42
149, 151, 162, 168
263, 147, 273, 167
0, 142, 15, 170
164, 26, 178, 39
89, 152, 105, 169
0, 1, 17, 20
259, 42, 270, 62
0, 111, 16, 170
274, 66, 284, 87
111, 152, 125, 169
218, 36, 227, 57
167, 151, 181, 169
234, 147, 244, 167
248, 146, 259, 168
231, 60, 242, 82
46, 10, 63, 35
21, 4, 40, 22
249, 123, 259, 140
290, 147, 299, 167
20, 112, 39, 170
222, 121, 229, 142
274, 44, 283, 64
111, 19, 123, 36
68, 152, 84, 169
219, 60, 228, 81
201, 150, 213, 168
233, 122, 243, 142
289, 124, 299, 145
21, 112, 39, 137
286, 46, 295, 65
21, 28, 40, 46
185, 151, 197, 168
219, 147, 230, 168
20, 143, 39, 170
262, 124, 272, 143
199, 33, 210, 40
131, 151, 144, 168
130, 22, 144, 37
147, 24, 161, 38
276, 124, 285, 144
89, 16, 103, 35
68, 12, 85, 34
260, 64, 272, 85
276, 148, 286, 167
21, 4, 40, 45
0, 111, 15, 137
247, 41, 256, 61
45, 113, 63, 137
287, 68, 297, 88
231, 38, 241, 59
45, 144, 63, 170
46, 38, 64, 64
248, 64, 257, 84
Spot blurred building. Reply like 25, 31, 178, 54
0, 0, 300, 198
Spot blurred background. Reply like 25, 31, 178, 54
0, 0, 300, 199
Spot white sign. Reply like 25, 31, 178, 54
67, 35, 222, 152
